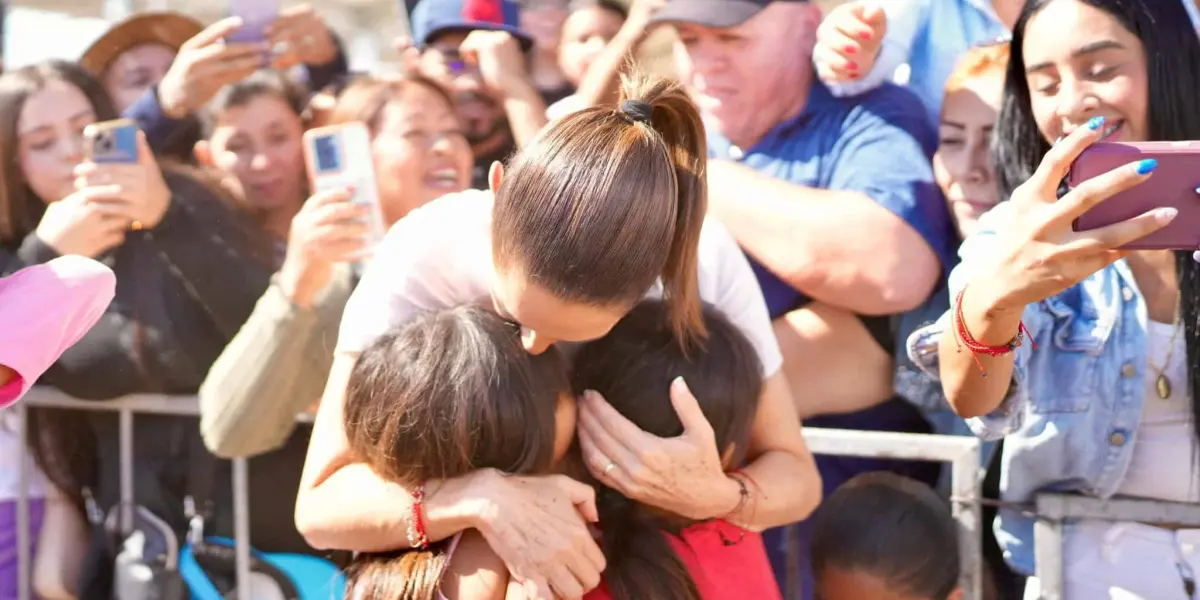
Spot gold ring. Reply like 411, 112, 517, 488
130, 220, 143, 231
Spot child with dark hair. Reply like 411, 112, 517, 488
811, 472, 963, 600
341, 304, 576, 600
342, 299, 781, 599
571, 300, 780, 600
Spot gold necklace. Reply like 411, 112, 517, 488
1148, 317, 1183, 400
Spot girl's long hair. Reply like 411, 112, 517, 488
571, 300, 764, 600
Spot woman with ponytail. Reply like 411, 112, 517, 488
938, 1, 1200, 597
297, 71, 819, 598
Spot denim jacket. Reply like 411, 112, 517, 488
917, 201, 1152, 576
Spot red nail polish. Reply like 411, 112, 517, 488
845, 61, 858, 70
843, 44, 857, 54
859, 31, 872, 41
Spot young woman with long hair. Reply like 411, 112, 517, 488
938, 1, 1200, 597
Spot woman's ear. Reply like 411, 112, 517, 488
488, 161, 504, 193
193, 140, 213, 167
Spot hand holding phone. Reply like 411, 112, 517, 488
1070, 141, 1200, 250
77, 121, 171, 231
302, 123, 385, 251
958, 118, 1174, 315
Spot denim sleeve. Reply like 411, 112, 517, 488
947, 203, 1037, 440
825, 0, 929, 98
122, 87, 181, 154
826, 84, 957, 269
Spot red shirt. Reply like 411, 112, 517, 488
583, 520, 781, 600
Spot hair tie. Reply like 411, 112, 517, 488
618, 99, 654, 124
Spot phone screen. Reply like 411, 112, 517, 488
313, 134, 342, 174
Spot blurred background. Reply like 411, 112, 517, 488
4, 0, 850, 72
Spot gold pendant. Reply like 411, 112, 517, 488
1156, 374, 1172, 399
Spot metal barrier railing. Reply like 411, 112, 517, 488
12, 388, 987, 600
1034, 493, 1200, 599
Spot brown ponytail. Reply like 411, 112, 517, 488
492, 71, 708, 348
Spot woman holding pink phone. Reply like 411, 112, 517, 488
937, 1, 1200, 597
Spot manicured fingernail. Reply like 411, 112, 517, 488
1136, 159, 1158, 175
1156, 207, 1178, 224
843, 45, 857, 54
1087, 116, 1106, 131
858, 31, 872, 41
845, 61, 858, 70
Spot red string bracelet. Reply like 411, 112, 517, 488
953, 286, 1035, 377
406, 484, 430, 549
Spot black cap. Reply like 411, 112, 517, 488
648, 0, 804, 28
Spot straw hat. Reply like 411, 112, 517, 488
78, 12, 204, 76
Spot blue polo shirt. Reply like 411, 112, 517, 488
709, 80, 956, 320
713, 81, 954, 600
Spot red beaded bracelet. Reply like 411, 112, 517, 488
953, 286, 1035, 377
406, 484, 429, 549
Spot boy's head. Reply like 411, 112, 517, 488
344, 305, 573, 483
812, 473, 963, 600
572, 300, 762, 468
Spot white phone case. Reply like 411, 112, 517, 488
303, 122, 386, 247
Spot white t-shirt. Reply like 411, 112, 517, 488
336, 190, 783, 377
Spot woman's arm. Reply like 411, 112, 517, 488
199, 269, 353, 458
938, 279, 1022, 418
729, 372, 822, 530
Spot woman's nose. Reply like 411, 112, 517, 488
249, 152, 272, 171
521, 327, 554, 355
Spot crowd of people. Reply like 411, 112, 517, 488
1, 0, 1200, 598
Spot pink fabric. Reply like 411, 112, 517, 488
0, 256, 115, 408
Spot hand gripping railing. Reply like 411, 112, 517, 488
12, 389, 987, 600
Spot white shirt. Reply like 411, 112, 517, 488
1115, 319, 1200, 503
0, 409, 46, 502
336, 190, 784, 378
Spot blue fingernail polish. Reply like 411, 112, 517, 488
1087, 116, 1106, 130
1136, 159, 1158, 175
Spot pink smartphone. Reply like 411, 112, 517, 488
1069, 141, 1200, 250
226, 0, 279, 44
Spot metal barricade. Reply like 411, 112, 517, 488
14, 388, 253, 600
801, 427, 985, 600
1034, 493, 1200, 599
12, 389, 991, 600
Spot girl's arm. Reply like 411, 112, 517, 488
441, 530, 512, 600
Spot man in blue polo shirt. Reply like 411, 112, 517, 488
647, 0, 956, 596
